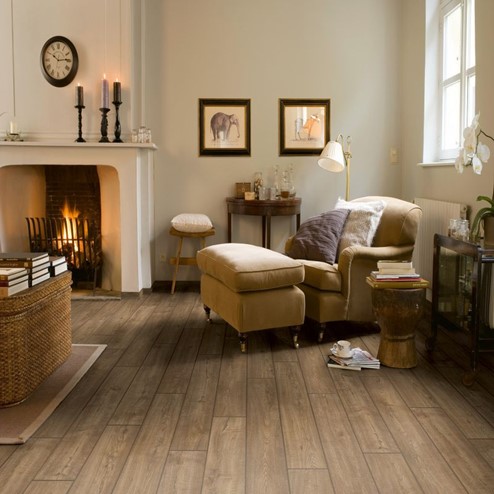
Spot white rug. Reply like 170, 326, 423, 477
0, 344, 106, 444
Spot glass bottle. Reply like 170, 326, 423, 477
254, 172, 263, 199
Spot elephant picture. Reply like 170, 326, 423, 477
210, 112, 240, 142
199, 99, 251, 156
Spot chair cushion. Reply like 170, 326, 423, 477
285, 209, 349, 264
299, 260, 341, 291
171, 213, 213, 233
197, 243, 304, 292
335, 198, 386, 254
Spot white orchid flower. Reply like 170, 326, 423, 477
478, 141, 491, 162
463, 125, 477, 154
472, 155, 483, 174
455, 150, 465, 173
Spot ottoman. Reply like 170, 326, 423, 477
197, 243, 305, 352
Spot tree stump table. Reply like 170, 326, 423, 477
370, 287, 426, 368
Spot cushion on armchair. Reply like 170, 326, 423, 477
285, 209, 350, 264
335, 198, 386, 254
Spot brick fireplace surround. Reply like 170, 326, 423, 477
0, 142, 156, 293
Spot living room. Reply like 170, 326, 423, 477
1, 1, 494, 492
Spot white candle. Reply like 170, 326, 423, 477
9, 121, 17, 134
101, 76, 109, 109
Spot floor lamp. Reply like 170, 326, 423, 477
318, 134, 352, 201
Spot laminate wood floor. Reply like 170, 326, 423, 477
1, 288, 494, 493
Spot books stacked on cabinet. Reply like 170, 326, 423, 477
0, 252, 50, 289
327, 347, 380, 371
49, 256, 68, 277
0, 267, 29, 297
366, 260, 429, 289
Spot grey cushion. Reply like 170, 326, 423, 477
286, 209, 350, 264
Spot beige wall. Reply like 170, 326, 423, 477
146, 0, 404, 281
1, 0, 411, 283
401, 0, 494, 220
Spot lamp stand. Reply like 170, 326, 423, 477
344, 148, 352, 201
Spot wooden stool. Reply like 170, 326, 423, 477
169, 227, 215, 294
371, 287, 426, 368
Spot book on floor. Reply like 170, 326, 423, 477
327, 347, 380, 370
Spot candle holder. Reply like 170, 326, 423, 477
112, 101, 123, 142
99, 107, 110, 143
74, 104, 86, 142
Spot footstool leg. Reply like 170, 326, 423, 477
291, 325, 301, 349
203, 304, 212, 323
317, 323, 326, 343
238, 333, 248, 353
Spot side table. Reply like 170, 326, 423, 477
226, 197, 301, 249
368, 284, 427, 368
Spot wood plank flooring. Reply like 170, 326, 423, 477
1, 287, 494, 493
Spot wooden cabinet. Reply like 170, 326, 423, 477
429, 234, 494, 385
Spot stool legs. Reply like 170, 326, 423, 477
171, 236, 184, 295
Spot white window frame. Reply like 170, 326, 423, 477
423, 0, 475, 165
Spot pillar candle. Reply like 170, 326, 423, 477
75, 84, 84, 107
113, 80, 121, 103
101, 76, 109, 109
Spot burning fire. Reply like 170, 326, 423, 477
61, 200, 81, 253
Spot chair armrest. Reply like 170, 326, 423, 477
338, 244, 415, 296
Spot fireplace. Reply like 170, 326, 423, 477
0, 142, 156, 293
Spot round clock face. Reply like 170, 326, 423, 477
40, 36, 79, 87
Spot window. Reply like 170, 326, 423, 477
423, 0, 475, 163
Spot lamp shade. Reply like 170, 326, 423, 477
318, 141, 345, 172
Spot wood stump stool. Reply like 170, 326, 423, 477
371, 287, 426, 368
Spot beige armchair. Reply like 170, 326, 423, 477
289, 196, 422, 342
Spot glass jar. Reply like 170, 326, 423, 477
254, 172, 263, 199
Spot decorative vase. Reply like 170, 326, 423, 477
483, 215, 494, 245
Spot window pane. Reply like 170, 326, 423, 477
443, 81, 461, 150
443, 5, 462, 80
466, 73, 476, 124
466, 0, 475, 69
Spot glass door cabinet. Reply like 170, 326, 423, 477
429, 234, 494, 385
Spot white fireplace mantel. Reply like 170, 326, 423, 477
0, 141, 156, 293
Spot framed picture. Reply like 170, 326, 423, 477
279, 98, 330, 156
199, 98, 251, 156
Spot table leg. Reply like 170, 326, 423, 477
228, 212, 232, 243
296, 213, 301, 231
266, 215, 271, 249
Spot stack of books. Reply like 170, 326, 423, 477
327, 347, 380, 371
49, 255, 68, 276
0, 252, 51, 288
0, 267, 29, 297
366, 260, 429, 288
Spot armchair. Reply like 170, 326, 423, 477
288, 196, 422, 342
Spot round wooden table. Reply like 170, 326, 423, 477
371, 287, 426, 368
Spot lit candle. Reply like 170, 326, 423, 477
113, 80, 121, 103
101, 75, 109, 109
75, 83, 84, 107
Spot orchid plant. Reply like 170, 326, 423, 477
455, 113, 494, 174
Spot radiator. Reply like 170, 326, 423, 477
412, 198, 467, 295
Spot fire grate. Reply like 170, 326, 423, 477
26, 217, 102, 288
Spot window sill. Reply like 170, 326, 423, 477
417, 161, 454, 168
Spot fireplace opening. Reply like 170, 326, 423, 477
25, 165, 103, 289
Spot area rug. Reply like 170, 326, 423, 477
0, 344, 106, 444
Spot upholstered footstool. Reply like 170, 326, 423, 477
197, 243, 305, 352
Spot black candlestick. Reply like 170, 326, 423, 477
75, 105, 86, 142
99, 107, 110, 143
112, 101, 123, 142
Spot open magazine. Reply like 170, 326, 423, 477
327, 347, 380, 370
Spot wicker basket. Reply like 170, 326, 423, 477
0, 271, 72, 407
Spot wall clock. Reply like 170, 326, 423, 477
40, 36, 79, 87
